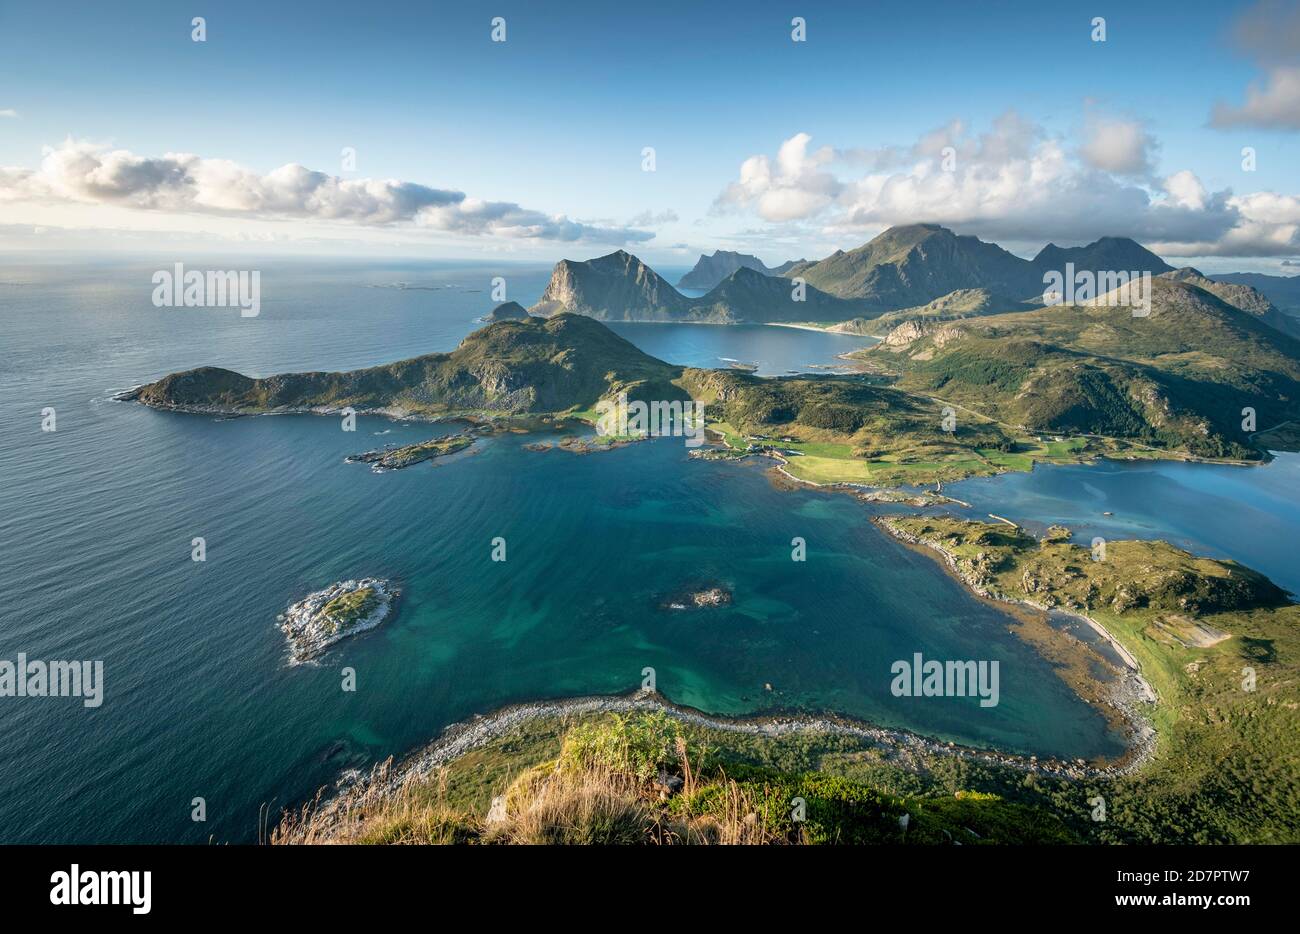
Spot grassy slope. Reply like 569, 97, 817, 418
683, 368, 1129, 486
132, 283, 1300, 487
276, 711, 1082, 845
861, 278, 1300, 461
130, 313, 689, 418
879, 516, 1300, 843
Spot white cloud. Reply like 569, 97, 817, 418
1211, 1, 1300, 130
1212, 65, 1300, 129
0, 109, 18, 118
1155, 189, 1300, 256
0, 139, 652, 244
715, 131, 842, 222
714, 115, 1300, 258
1163, 169, 1208, 210
1079, 117, 1157, 175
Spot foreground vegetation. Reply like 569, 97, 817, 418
275, 711, 1082, 845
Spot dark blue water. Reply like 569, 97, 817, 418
947, 456, 1300, 595
11, 256, 1282, 844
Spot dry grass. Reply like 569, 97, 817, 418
272, 719, 786, 846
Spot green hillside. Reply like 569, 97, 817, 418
125, 313, 689, 417
862, 278, 1300, 459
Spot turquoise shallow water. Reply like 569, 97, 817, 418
4, 256, 1285, 843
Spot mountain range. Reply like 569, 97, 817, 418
527, 224, 1300, 335
132, 261, 1300, 470
1213, 271, 1300, 315
865, 275, 1300, 459
529, 250, 866, 324
676, 250, 803, 290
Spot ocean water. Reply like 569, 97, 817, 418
6, 255, 1280, 844
946, 455, 1300, 595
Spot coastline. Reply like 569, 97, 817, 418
692, 430, 1157, 759
870, 517, 1158, 763
303, 686, 1154, 830
120, 376, 1253, 822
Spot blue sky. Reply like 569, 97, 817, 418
2, 0, 1298, 270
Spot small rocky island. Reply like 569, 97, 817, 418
346, 434, 474, 471
279, 579, 397, 663
660, 585, 733, 610
524, 433, 649, 455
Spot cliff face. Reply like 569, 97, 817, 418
530, 251, 690, 321
532, 253, 867, 323
124, 313, 688, 417
880, 320, 967, 348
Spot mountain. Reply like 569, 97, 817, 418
1213, 272, 1300, 315
532, 252, 865, 323
782, 224, 1041, 308
678, 251, 782, 289
482, 301, 532, 322
123, 313, 687, 417
683, 266, 866, 323
1030, 236, 1174, 280
836, 287, 1032, 334
1160, 268, 1300, 338
864, 276, 1300, 459
530, 232, 1184, 324
530, 250, 690, 321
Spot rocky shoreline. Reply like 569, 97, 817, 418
303, 686, 1154, 832
279, 579, 397, 664
872, 517, 1158, 770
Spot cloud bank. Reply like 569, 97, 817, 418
714, 114, 1300, 257
0, 140, 653, 244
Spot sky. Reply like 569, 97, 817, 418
2, 0, 1299, 272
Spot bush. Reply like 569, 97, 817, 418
560, 712, 682, 783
